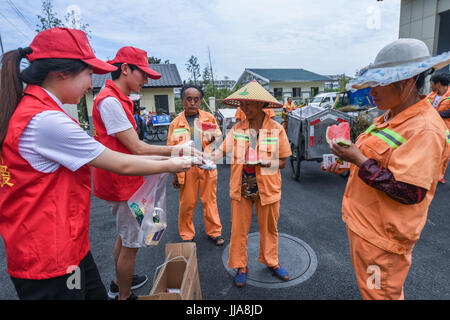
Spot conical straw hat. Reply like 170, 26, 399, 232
222, 80, 283, 108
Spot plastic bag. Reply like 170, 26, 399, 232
128, 173, 169, 246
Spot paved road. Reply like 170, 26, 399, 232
0, 148, 449, 300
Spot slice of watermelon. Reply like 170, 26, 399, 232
194, 119, 217, 132
326, 121, 351, 147
245, 147, 260, 165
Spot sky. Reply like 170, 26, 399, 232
0, 0, 401, 81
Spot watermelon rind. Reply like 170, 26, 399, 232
326, 127, 330, 144
336, 138, 352, 147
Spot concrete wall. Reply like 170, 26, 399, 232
399, 0, 450, 55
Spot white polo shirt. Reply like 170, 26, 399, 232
18, 88, 106, 173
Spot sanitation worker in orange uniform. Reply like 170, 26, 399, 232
167, 84, 224, 246
427, 73, 450, 183
283, 97, 296, 112
324, 39, 450, 300
211, 80, 292, 287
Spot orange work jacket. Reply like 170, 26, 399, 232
342, 98, 448, 255
220, 115, 292, 206
167, 109, 221, 184
283, 102, 296, 112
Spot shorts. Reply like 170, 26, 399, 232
108, 201, 144, 248
11, 251, 107, 300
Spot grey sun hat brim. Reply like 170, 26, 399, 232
347, 51, 450, 91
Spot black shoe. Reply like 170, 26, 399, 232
114, 292, 138, 300
107, 274, 148, 299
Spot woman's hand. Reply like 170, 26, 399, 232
174, 143, 203, 158
321, 161, 349, 175
329, 139, 368, 167
169, 157, 192, 173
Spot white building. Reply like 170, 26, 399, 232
234, 68, 331, 104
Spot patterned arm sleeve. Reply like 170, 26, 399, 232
358, 159, 427, 205
438, 109, 450, 119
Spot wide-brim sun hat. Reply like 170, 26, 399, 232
26, 27, 117, 75
107, 46, 161, 80
347, 38, 450, 91
222, 80, 283, 108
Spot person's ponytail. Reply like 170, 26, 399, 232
0, 47, 31, 146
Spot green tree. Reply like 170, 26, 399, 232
148, 56, 161, 64
202, 65, 212, 86
338, 74, 350, 92
35, 0, 63, 32
186, 55, 201, 85
148, 56, 170, 64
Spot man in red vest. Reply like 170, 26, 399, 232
92, 47, 200, 300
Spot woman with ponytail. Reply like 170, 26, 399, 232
0, 27, 191, 300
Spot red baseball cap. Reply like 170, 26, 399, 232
107, 46, 162, 80
26, 27, 117, 75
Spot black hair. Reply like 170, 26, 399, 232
110, 63, 139, 80
1, 47, 89, 146
21, 58, 88, 85
180, 84, 204, 100
413, 70, 428, 91
430, 72, 450, 86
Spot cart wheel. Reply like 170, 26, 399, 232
289, 143, 302, 181
156, 127, 168, 141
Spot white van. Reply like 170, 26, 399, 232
308, 92, 338, 109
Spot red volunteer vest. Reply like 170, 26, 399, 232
92, 79, 144, 201
0, 85, 91, 279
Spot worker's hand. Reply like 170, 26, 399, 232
321, 161, 348, 175
172, 175, 180, 189
169, 157, 192, 173
329, 139, 368, 167
203, 131, 217, 143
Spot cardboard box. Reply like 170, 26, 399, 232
139, 242, 202, 300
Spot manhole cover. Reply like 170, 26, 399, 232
222, 232, 317, 288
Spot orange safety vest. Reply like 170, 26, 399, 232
342, 98, 448, 255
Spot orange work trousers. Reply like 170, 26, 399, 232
228, 198, 280, 269
347, 227, 412, 300
178, 166, 222, 240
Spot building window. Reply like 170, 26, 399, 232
293, 87, 301, 97
273, 88, 283, 99
311, 87, 319, 97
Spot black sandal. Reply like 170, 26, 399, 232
208, 235, 225, 246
